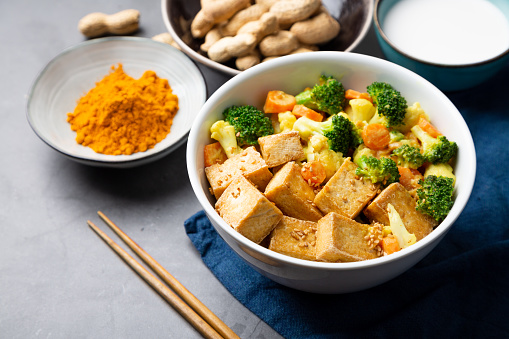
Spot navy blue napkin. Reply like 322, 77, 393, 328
184, 65, 509, 338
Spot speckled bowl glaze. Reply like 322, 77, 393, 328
374, 0, 509, 92
162, 0, 374, 76
187, 52, 476, 294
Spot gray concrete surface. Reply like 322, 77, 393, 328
0, 1, 383, 337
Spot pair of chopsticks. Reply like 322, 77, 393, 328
88, 211, 239, 339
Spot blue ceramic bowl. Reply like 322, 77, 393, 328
374, 0, 509, 92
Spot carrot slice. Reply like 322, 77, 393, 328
398, 166, 423, 191
301, 161, 327, 186
292, 104, 323, 122
263, 90, 296, 113
362, 124, 391, 150
380, 236, 400, 255
418, 116, 442, 138
397, 166, 414, 190
345, 89, 372, 102
204, 142, 227, 167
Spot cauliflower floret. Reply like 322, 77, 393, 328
352, 144, 376, 165
424, 163, 456, 185
347, 98, 376, 123
305, 134, 343, 181
210, 120, 240, 158
397, 102, 430, 133
278, 111, 297, 133
386, 203, 417, 249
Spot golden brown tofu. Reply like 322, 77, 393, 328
314, 158, 379, 219
205, 146, 273, 199
316, 212, 379, 262
258, 131, 305, 168
363, 183, 437, 241
264, 162, 323, 222
269, 216, 317, 261
216, 175, 283, 244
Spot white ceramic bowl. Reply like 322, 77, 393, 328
187, 51, 476, 294
27, 37, 207, 168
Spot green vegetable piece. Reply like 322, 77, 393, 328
392, 144, 425, 169
411, 125, 458, 164
416, 175, 454, 222
292, 114, 361, 155
355, 155, 400, 186
295, 75, 346, 115
223, 105, 274, 146
366, 81, 407, 127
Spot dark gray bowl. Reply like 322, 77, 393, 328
162, 0, 374, 76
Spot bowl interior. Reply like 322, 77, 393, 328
27, 37, 206, 167
375, 0, 509, 67
163, 0, 374, 75
187, 52, 476, 270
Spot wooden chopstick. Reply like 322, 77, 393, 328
92, 211, 240, 339
88, 220, 224, 339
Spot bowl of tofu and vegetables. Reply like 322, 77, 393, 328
186, 51, 476, 294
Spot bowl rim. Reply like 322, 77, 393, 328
187, 51, 477, 271
162, 0, 374, 76
374, 0, 509, 69
26, 36, 207, 168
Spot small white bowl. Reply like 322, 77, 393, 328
187, 51, 476, 294
27, 37, 207, 168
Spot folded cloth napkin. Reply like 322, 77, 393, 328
185, 65, 509, 338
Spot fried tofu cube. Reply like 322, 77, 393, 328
216, 175, 283, 244
205, 146, 273, 199
314, 158, 379, 219
269, 216, 317, 261
363, 182, 437, 241
258, 131, 305, 168
316, 212, 379, 262
264, 162, 323, 222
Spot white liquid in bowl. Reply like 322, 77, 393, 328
382, 0, 509, 65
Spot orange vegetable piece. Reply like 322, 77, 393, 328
418, 116, 442, 138
398, 166, 423, 191
380, 236, 400, 255
345, 89, 372, 102
263, 90, 296, 113
204, 142, 228, 167
362, 124, 391, 150
292, 104, 323, 122
301, 161, 327, 186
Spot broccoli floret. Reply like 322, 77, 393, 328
366, 82, 407, 127
411, 125, 458, 164
389, 130, 405, 142
392, 144, 425, 169
295, 75, 346, 115
293, 114, 361, 155
324, 114, 362, 155
210, 120, 240, 158
416, 175, 454, 222
355, 155, 400, 186
223, 105, 274, 146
